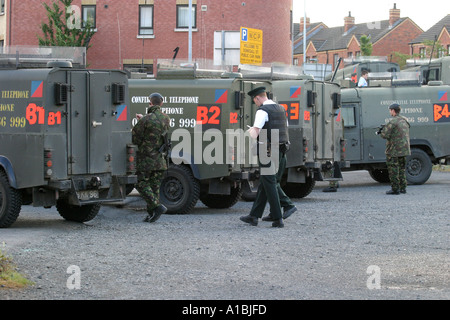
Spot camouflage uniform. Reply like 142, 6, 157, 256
132, 105, 170, 213
380, 114, 411, 193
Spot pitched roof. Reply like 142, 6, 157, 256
293, 22, 324, 39
294, 18, 410, 54
410, 14, 450, 44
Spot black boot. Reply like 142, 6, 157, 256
240, 215, 258, 226
262, 214, 275, 222
149, 204, 167, 223
283, 205, 297, 219
386, 189, 400, 195
272, 219, 284, 228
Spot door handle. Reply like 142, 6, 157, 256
92, 121, 103, 128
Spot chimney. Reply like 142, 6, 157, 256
300, 17, 310, 33
389, 3, 400, 26
344, 11, 355, 33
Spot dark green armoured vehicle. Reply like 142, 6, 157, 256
0, 47, 137, 228
340, 71, 450, 184
128, 62, 346, 213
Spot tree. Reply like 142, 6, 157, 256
360, 35, 373, 56
38, 0, 94, 50
391, 51, 410, 70
422, 39, 447, 59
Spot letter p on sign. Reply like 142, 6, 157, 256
241, 28, 248, 41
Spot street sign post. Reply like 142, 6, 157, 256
240, 27, 263, 65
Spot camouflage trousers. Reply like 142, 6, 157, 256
136, 171, 165, 212
386, 156, 407, 192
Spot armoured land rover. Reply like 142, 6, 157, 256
326, 56, 400, 88
238, 64, 346, 198
340, 70, 450, 184
0, 47, 137, 228
402, 56, 450, 85
128, 62, 346, 213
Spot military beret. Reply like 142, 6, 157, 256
248, 86, 266, 98
149, 92, 163, 100
389, 103, 401, 111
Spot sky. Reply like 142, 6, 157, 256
293, 0, 450, 32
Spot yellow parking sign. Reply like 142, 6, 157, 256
240, 27, 263, 65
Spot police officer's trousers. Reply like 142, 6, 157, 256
249, 151, 289, 220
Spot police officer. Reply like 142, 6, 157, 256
132, 92, 171, 222
240, 87, 296, 228
379, 103, 411, 194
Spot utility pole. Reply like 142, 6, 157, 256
303, 0, 306, 66
188, 0, 193, 62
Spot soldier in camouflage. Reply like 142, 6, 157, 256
379, 103, 411, 195
132, 92, 171, 222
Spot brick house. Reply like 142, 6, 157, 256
293, 4, 423, 69
0, 0, 293, 74
409, 14, 450, 59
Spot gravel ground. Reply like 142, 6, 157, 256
0, 170, 449, 301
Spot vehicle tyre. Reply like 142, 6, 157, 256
241, 189, 257, 201
56, 199, 101, 223
282, 175, 316, 198
0, 170, 22, 228
200, 185, 242, 209
160, 165, 200, 214
406, 148, 432, 185
368, 168, 390, 183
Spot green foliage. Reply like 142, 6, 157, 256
391, 51, 410, 69
360, 35, 373, 56
0, 248, 33, 289
37, 0, 94, 50
422, 39, 447, 58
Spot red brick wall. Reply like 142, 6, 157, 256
7, 0, 293, 70
372, 19, 423, 57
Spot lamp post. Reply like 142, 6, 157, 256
303, 0, 306, 66
188, 0, 193, 63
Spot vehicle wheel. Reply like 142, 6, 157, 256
241, 189, 256, 201
282, 176, 316, 198
406, 148, 432, 185
56, 199, 101, 223
368, 168, 390, 183
0, 171, 22, 228
160, 165, 200, 214
200, 185, 242, 209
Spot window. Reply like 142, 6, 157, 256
419, 47, 426, 58
177, 5, 196, 29
1, 0, 5, 14
428, 68, 440, 82
82, 5, 96, 28
213, 31, 240, 66
139, 5, 154, 35
341, 106, 356, 127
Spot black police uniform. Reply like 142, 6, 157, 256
240, 87, 292, 228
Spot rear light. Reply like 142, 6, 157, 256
340, 138, 346, 161
44, 148, 53, 178
303, 138, 308, 161
127, 144, 137, 174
